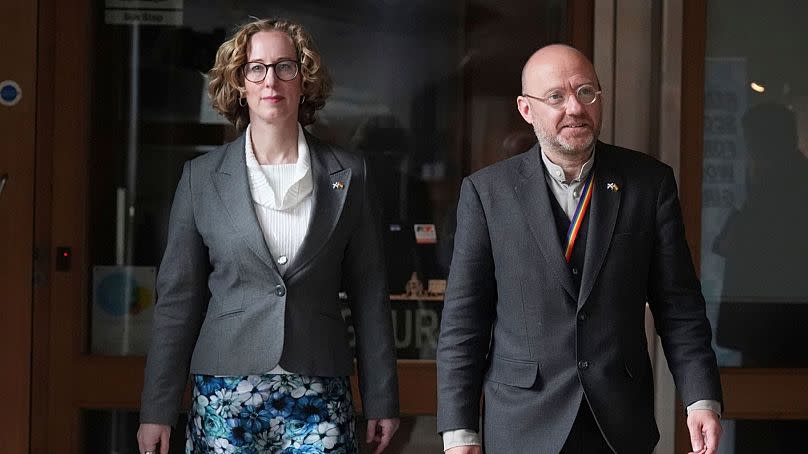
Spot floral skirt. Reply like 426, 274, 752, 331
186, 373, 356, 453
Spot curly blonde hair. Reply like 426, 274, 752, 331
208, 18, 332, 130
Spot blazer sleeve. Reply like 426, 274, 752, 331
341, 158, 400, 419
140, 161, 208, 425
647, 167, 723, 408
436, 177, 497, 433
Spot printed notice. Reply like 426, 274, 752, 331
413, 223, 437, 244
105, 0, 183, 26
106, 0, 182, 8
91, 266, 156, 355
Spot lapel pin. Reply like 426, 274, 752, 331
332, 181, 344, 190
606, 182, 619, 192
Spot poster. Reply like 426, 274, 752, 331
92, 266, 156, 355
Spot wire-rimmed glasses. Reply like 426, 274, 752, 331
243, 59, 300, 83
522, 84, 602, 109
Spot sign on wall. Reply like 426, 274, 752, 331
104, 0, 183, 26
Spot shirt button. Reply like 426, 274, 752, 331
573, 191, 579, 198
578, 360, 589, 370
578, 312, 587, 321
555, 170, 562, 177
275, 285, 286, 297
277, 255, 288, 265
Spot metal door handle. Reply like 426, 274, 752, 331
0, 174, 7, 197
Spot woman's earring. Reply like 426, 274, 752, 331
239, 97, 247, 107
300, 95, 306, 105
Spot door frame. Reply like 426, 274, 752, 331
0, 0, 38, 451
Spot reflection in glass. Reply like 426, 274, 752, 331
701, 3, 808, 451
712, 104, 808, 367
701, 1, 808, 369
87, 0, 565, 357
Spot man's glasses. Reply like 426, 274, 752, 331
243, 60, 300, 83
522, 84, 602, 109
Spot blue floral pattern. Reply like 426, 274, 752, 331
186, 374, 356, 453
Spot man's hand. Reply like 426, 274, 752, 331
445, 446, 482, 454
136, 423, 171, 454
687, 409, 722, 454
366, 418, 400, 454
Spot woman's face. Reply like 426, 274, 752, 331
243, 30, 303, 127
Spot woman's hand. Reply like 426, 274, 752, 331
136, 423, 171, 454
366, 418, 400, 454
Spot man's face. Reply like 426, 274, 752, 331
517, 48, 602, 157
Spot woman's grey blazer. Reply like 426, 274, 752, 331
140, 131, 399, 425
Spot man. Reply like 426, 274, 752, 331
436, 44, 723, 453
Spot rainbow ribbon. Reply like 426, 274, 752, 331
564, 172, 594, 262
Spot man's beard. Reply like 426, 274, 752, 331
533, 124, 597, 156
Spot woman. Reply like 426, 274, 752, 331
137, 18, 400, 454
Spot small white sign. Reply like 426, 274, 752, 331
106, 0, 183, 9
413, 223, 437, 244
427, 279, 446, 295
105, 9, 183, 26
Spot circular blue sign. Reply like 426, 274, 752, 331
0, 80, 21, 106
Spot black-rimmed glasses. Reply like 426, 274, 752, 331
243, 60, 300, 83
522, 84, 602, 109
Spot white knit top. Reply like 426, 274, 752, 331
245, 123, 313, 374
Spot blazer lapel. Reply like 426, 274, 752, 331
513, 145, 578, 301
283, 134, 351, 281
578, 142, 623, 307
212, 134, 281, 276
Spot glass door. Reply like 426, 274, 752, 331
37, 0, 588, 451
680, 1, 808, 452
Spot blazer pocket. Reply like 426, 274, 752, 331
212, 308, 245, 320
484, 355, 539, 389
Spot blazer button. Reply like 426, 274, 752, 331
577, 312, 587, 321
578, 360, 589, 370
275, 285, 286, 297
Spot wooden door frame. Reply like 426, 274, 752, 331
31, 0, 91, 451
677, 1, 808, 452
0, 0, 38, 452
568, 0, 594, 58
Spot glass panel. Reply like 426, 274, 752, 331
701, 1, 808, 367
86, 0, 564, 357
83, 410, 441, 453
342, 296, 443, 359
716, 419, 808, 454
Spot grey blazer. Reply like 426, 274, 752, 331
437, 142, 722, 453
140, 132, 399, 425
